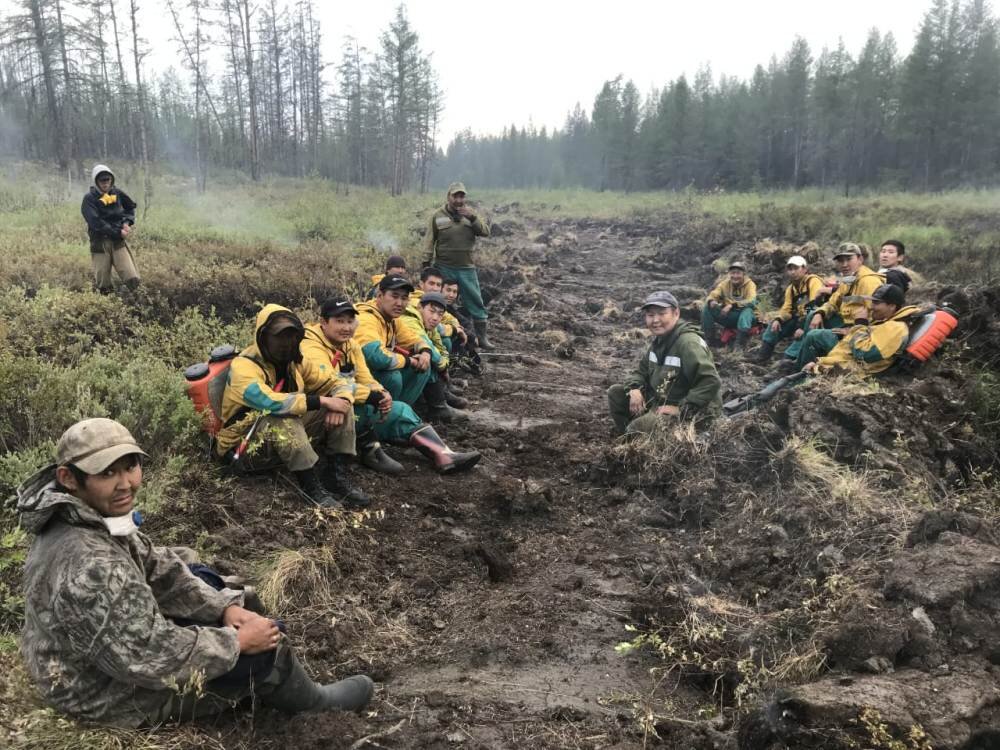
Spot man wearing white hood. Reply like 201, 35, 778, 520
81, 164, 140, 293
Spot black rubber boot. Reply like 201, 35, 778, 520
360, 443, 404, 476
424, 379, 467, 423
754, 341, 776, 362
473, 320, 495, 350
444, 387, 469, 409
293, 468, 344, 510
409, 425, 481, 474
321, 455, 371, 508
264, 655, 375, 713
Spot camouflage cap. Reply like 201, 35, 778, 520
447, 181, 467, 196
641, 290, 679, 310
833, 242, 864, 259
728, 261, 748, 272
56, 418, 148, 474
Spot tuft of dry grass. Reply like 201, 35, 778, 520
258, 546, 341, 614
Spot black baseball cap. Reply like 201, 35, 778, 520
320, 297, 357, 318
641, 291, 679, 310
419, 291, 448, 309
862, 284, 905, 307
378, 274, 414, 293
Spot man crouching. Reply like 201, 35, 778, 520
16, 418, 374, 727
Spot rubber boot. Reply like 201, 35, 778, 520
293, 468, 344, 510
321, 455, 371, 508
424, 379, 467, 423
735, 331, 750, 349
444, 387, 469, 409
264, 655, 375, 713
409, 425, 481, 474
360, 442, 405, 476
473, 320, 495, 350
449, 378, 468, 393
753, 340, 776, 363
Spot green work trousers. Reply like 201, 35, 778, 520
436, 263, 487, 321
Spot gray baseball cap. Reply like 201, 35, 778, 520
56, 418, 148, 474
418, 291, 448, 309
641, 291, 679, 310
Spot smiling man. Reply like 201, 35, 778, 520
16, 418, 374, 727
607, 290, 722, 436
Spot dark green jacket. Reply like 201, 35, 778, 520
424, 205, 490, 267
625, 321, 722, 419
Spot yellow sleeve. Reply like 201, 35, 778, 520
806, 275, 825, 303
224, 357, 308, 418
777, 284, 795, 322
739, 279, 758, 307
707, 282, 725, 304
348, 339, 383, 403
299, 338, 354, 402
354, 311, 406, 370
818, 283, 846, 319
394, 317, 432, 353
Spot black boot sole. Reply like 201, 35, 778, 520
439, 453, 482, 474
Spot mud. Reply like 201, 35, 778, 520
155, 209, 1000, 749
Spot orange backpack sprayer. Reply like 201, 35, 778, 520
183, 345, 237, 435
895, 306, 959, 372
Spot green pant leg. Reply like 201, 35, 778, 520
442, 335, 453, 354
795, 329, 840, 369
626, 410, 667, 436
356, 401, 422, 443
373, 369, 404, 400
398, 367, 432, 406
701, 305, 720, 337
439, 264, 487, 321
607, 384, 633, 436
763, 317, 799, 345
736, 306, 756, 332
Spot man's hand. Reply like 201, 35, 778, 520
793, 328, 804, 340
802, 362, 817, 374
656, 405, 680, 417
721, 304, 733, 315
708, 299, 719, 309
457, 205, 475, 218
377, 391, 393, 414
809, 315, 823, 330
320, 396, 351, 427
235, 616, 281, 655
409, 351, 431, 372
457, 328, 468, 344
120, 224, 132, 238
628, 388, 645, 416
770, 320, 782, 334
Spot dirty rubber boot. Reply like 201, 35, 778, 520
293, 468, 344, 510
322, 456, 371, 508
424, 380, 467, 423
360, 442, 405, 476
448, 378, 468, 394
409, 425, 481, 474
265, 656, 375, 713
753, 341, 776, 363
444, 387, 469, 409
473, 320, 495, 350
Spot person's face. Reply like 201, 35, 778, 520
57, 454, 142, 517
644, 305, 680, 336
786, 264, 807, 281
447, 191, 466, 211
835, 254, 862, 275
729, 270, 745, 285
386, 266, 407, 277
96, 174, 113, 194
320, 313, 358, 345
264, 325, 302, 364
879, 245, 902, 268
871, 300, 897, 322
421, 275, 443, 293
421, 303, 445, 329
377, 288, 410, 318
442, 283, 459, 305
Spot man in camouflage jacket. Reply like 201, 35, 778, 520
17, 418, 374, 727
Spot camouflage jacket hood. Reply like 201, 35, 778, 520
16, 467, 242, 727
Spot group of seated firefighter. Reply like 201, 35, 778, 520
214, 277, 483, 510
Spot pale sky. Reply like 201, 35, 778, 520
131, 1, 928, 142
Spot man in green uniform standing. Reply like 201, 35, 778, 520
424, 182, 493, 349
608, 291, 722, 436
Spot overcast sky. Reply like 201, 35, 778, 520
137, 0, 930, 143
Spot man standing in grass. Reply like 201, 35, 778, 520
608, 291, 722, 436
424, 182, 494, 349
81, 164, 139, 294
17, 418, 374, 727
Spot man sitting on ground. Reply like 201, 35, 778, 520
354, 275, 434, 406
756, 255, 825, 363
803, 284, 917, 376
701, 261, 758, 347
877, 239, 915, 293
410, 268, 471, 405
608, 291, 722, 436
441, 277, 482, 374
366, 254, 408, 300
786, 242, 884, 371
17, 418, 374, 728
301, 297, 481, 474
216, 304, 368, 509
400, 291, 468, 421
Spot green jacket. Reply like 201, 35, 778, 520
624, 321, 722, 419
424, 205, 490, 267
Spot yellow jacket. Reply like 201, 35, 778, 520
300, 323, 385, 404
400, 305, 449, 370
707, 278, 758, 308
816, 305, 919, 376
353, 300, 431, 372
775, 274, 824, 322
815, 266, 884, 325
410, 288, 462, 337
216, 304, 335, 453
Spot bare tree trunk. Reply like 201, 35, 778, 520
27, 0, 66, 169
238, 0, 260, 180
128, 0, 152, 217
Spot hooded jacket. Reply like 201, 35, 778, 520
17, 466, 242, 728
300, 323, 386, 404
706, 277, 758, 308
410, 289, 462, 338
216, 304, 335, 453
424, 204, 490, 268
624, 321, 722, 419
775, 273, 824, 322
81, 165, 137, 243
815, 265, 885, 325
353, 300, 431, 372
815, 305, 920, 375
399, 305, 449, 371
